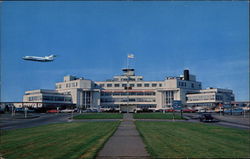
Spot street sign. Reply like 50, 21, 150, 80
172, 100, 182, 109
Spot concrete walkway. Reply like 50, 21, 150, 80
96, 113, 150, 159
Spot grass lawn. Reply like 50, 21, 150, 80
0, 122, 119, 159
134, 112, 184, 119
136, 121, 250, 158
73, 113, 123, 119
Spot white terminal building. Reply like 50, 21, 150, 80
23, 68, 235, 112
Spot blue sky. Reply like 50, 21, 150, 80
1, 1, 249, 101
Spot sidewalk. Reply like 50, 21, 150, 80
96, 113, 150, 159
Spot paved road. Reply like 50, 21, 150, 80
183, 113, 250, 130
96, 113, 150, 159
0, 113, 72, 130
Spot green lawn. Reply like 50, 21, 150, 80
134, 112, 184, 119
136, 121, 250, 158
73, 113, 123, 119
0, 122, 119, 159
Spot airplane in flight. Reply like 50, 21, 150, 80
22, 55, 56, 62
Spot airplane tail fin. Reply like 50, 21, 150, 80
49, 54, 57, 57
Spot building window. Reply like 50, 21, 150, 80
113, 92, 121, 96
122, 84, 127, 87
114, 84, 120, 87
29, 96, 41, 101
144, 83, 150, 87
159, 84, 162, 87
107, 84, 112, 87
129, 84, 135, 87
100, 84, 105, 87
191, 83, 194, 88
152, 83, 157, 87
137, 92, 144, 96
137, 83, 142, 87
65, 97, 72, 102
129, 92, 136, 96
145, 92, 155, 96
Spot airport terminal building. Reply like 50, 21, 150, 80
23, 68, 235, 111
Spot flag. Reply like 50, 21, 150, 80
128, 54, 134, 58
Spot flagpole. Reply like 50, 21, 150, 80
127, 54, 129, 69
126, 54, 129, 113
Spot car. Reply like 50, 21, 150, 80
82, 109, 98, 113
182, 109, 196, 113
60, 109, 74, 113
224, 108, 244, 114
199, 113, 217, 122
15, 108, 35, 113
166, 109, 175, 112
47, 109, 59, 113
15, 108, 25, 112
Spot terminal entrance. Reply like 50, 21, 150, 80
120, 105, 136, 113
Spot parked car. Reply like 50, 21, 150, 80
15, 108, 35, 113
82, 109, 98, 113
182, 109, 196, 113
224, 108, 244, 114
199, 113, 217, 122
166, 109, 175, 112
47, 109, 59, 113
60, 109, 74, 113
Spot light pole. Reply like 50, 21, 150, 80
12, 106, 15, 117
24, 107, 27, 119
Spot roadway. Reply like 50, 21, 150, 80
0, 113, 72, 130
183, 113, 250, 130
0, 112, 249, 130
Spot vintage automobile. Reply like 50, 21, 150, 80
199, 113, 218, 122
47, 109, 59, 113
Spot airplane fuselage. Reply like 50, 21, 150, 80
22, 55, 55, 62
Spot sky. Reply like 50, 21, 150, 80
1, 1, 249, 101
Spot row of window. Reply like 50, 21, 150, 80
28, 96, 72, 102
187, 95, 216, 101
101, 92, 156, 96
100, 104, 156, 108
178, 82, 200, 88
56, 82, 78, 89
114, 78, 143, 81
101, 98, 156, 103
66, 82, 78, 88
28, 96, 42, 101
98, 83, 162, 88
